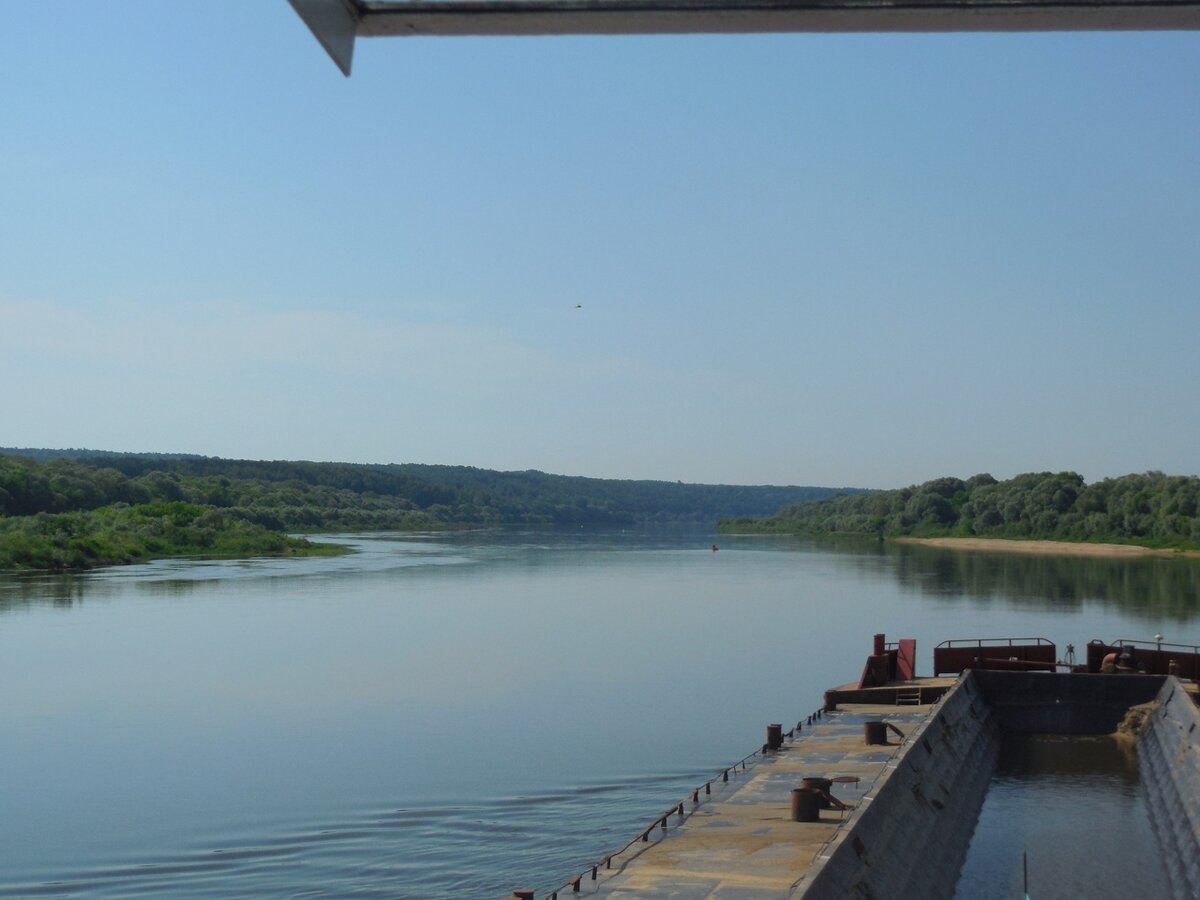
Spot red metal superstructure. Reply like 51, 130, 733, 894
1086, 638, 1200, 679
933, 637, 1057, 676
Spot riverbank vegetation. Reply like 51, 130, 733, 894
0, 502, 333, 571
0, 450, 850, 570
718, 471, 1200, 550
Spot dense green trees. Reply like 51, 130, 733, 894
0, 502, 326, 571
719, 471, 1200, 549
0, 450, 848, 531
8, 452, 1197, 568
0, 450, 852, 570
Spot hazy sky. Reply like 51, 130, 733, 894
2, 5, 1198, 488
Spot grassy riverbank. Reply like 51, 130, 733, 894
0, 502, 345, 572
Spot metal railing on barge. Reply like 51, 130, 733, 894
933, 637, 1058, 676
526, 703, 833, 900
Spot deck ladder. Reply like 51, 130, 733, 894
895, 687, 922, 706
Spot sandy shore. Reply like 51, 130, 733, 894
895, 536, 1200, 559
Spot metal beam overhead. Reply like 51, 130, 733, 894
289, 0, 359, 75
291, 0, 1200, 74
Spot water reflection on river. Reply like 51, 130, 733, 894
954, 734, 1169, 899
0, 531, 1196, 897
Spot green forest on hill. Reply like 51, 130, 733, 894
718, 470, 1200, 550
0, 450, 848, 570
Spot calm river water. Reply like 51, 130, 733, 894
1, 530, 1197, 897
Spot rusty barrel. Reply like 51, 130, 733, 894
801, 776, 833, 807
791, 787, 821, 822
864, 720, 887, 745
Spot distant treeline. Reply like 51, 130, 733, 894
0, 449, 849, 529
0, 449, 853, 569
718, 471, 1200, 549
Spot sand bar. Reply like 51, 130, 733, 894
896, 536, 1200, 559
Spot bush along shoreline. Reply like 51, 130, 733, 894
718, 470, 1200, 552
0, 502, 344, 572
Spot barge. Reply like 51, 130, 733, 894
503, 634, 1200, 900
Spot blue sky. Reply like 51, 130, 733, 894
2, 4, 1198, 488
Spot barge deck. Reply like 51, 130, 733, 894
511, 635, 1200, 900
583, 691, 951, 898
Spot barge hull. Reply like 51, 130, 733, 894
578, 671, 1199, 900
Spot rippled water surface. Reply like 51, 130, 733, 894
1, 531, 1196, 896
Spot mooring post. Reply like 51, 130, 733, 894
767, 722, 783, 750
864, 720, 887, 745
